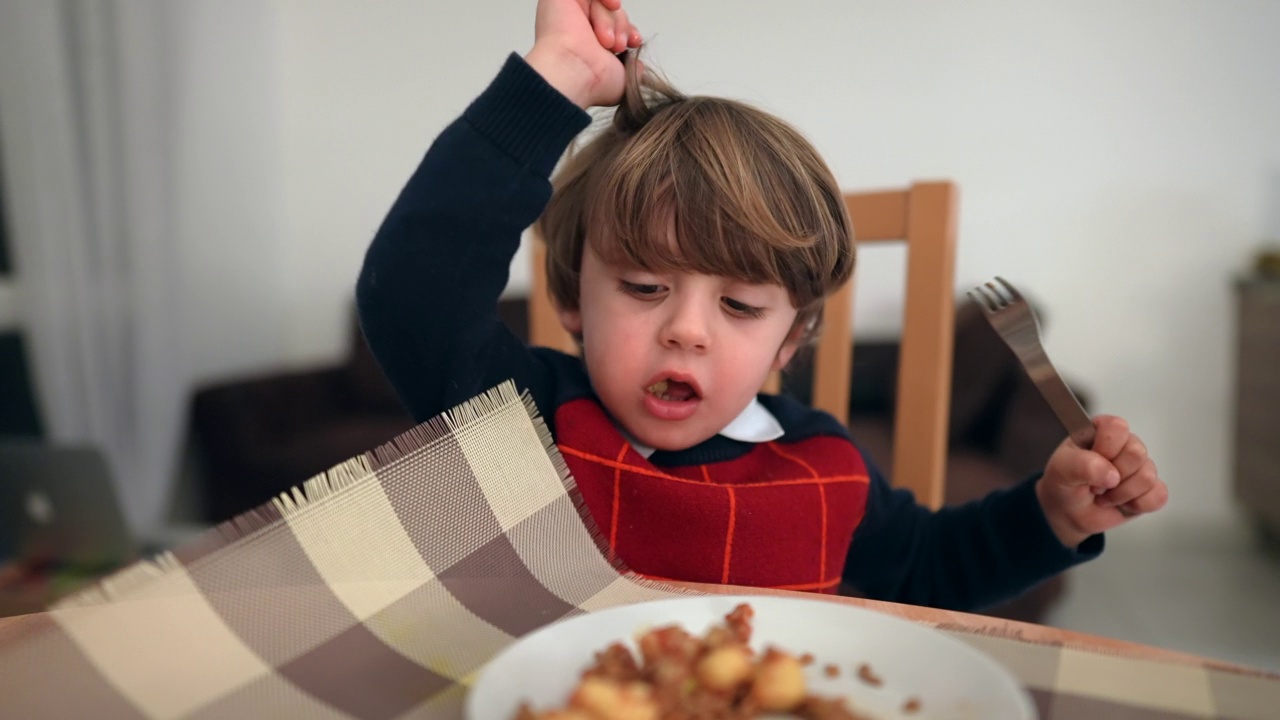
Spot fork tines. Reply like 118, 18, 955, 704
967, 276, 1020, 313
966, 274, 1098, 449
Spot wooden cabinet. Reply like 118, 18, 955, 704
1234, 278, 1280, 538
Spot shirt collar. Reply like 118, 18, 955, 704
624, 397, 785, 458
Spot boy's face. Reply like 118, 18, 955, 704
558, 245, 802, 452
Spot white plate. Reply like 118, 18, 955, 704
467, 595, 1037, 720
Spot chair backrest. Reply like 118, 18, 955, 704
527, 180, 958, 508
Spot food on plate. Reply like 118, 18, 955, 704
515, 603, 889, 720
855, 663, 882, 688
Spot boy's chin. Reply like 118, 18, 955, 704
629, 424, 718, 454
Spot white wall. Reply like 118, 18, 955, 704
165, 0, 1280, 526
172, 0, 288, 382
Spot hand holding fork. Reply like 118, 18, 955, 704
969, 277, 1168, 547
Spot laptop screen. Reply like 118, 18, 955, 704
0, 442, 136, 573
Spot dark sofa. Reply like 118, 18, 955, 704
188, 296, 1083, 622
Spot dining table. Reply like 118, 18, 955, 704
2, 573, 1276, 719
1, 383, 1276, 719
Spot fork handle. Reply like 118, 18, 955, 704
1025, 362, 1097, 450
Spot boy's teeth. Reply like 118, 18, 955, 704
647, 379, 696, 402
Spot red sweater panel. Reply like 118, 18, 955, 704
554, 398, 870, 593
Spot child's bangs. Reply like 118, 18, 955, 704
583, 100, 838, 306
586, 182, 790, 288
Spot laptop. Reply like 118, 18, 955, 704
0, 442, 137, 574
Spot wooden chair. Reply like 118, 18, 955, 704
528, 181, 959, 508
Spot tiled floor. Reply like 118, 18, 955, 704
1043, 514, 1280, 674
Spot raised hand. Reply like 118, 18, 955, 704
524, 0, 642, 109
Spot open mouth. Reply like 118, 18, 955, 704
646, 377, 700, 402
643, 374, 702, 421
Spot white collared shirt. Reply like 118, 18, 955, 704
624, 397, 785, 458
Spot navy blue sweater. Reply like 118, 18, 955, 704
357, 54, 1101, 610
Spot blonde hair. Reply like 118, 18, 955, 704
536, 51, 854, 343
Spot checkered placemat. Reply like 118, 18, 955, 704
0, 382, 1275, 719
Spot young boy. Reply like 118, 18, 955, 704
357, 0, 1167, 610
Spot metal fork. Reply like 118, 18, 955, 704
968, 277, 1096, 450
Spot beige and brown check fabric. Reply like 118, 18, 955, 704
0, 382, 1275, 719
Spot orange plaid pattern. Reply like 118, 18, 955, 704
555, 399, 871, 593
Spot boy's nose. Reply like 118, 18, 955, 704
660, 301, 711, 352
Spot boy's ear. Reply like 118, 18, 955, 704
556, 305, 583, 336
770, 326, 806, 372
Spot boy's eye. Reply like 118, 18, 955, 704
722, 297, 766, 319
620, 280, 664, 297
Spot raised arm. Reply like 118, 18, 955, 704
355, 57, 589, 421
355, 0, 641, 422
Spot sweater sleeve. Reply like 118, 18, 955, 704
356, 54, 591, 422
841, 455, 1103, 611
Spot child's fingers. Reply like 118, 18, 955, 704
1119, 479, 1169, 516
1056, 447, 1118, 490
611, 8, 632, 52
590, 1, 616, 49
586, 0, 637, 54
1088, 430, 1144, 495
1088, 414, 1130, 460
1097, 461, 1159, 508
1111, 433, 1149, 480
